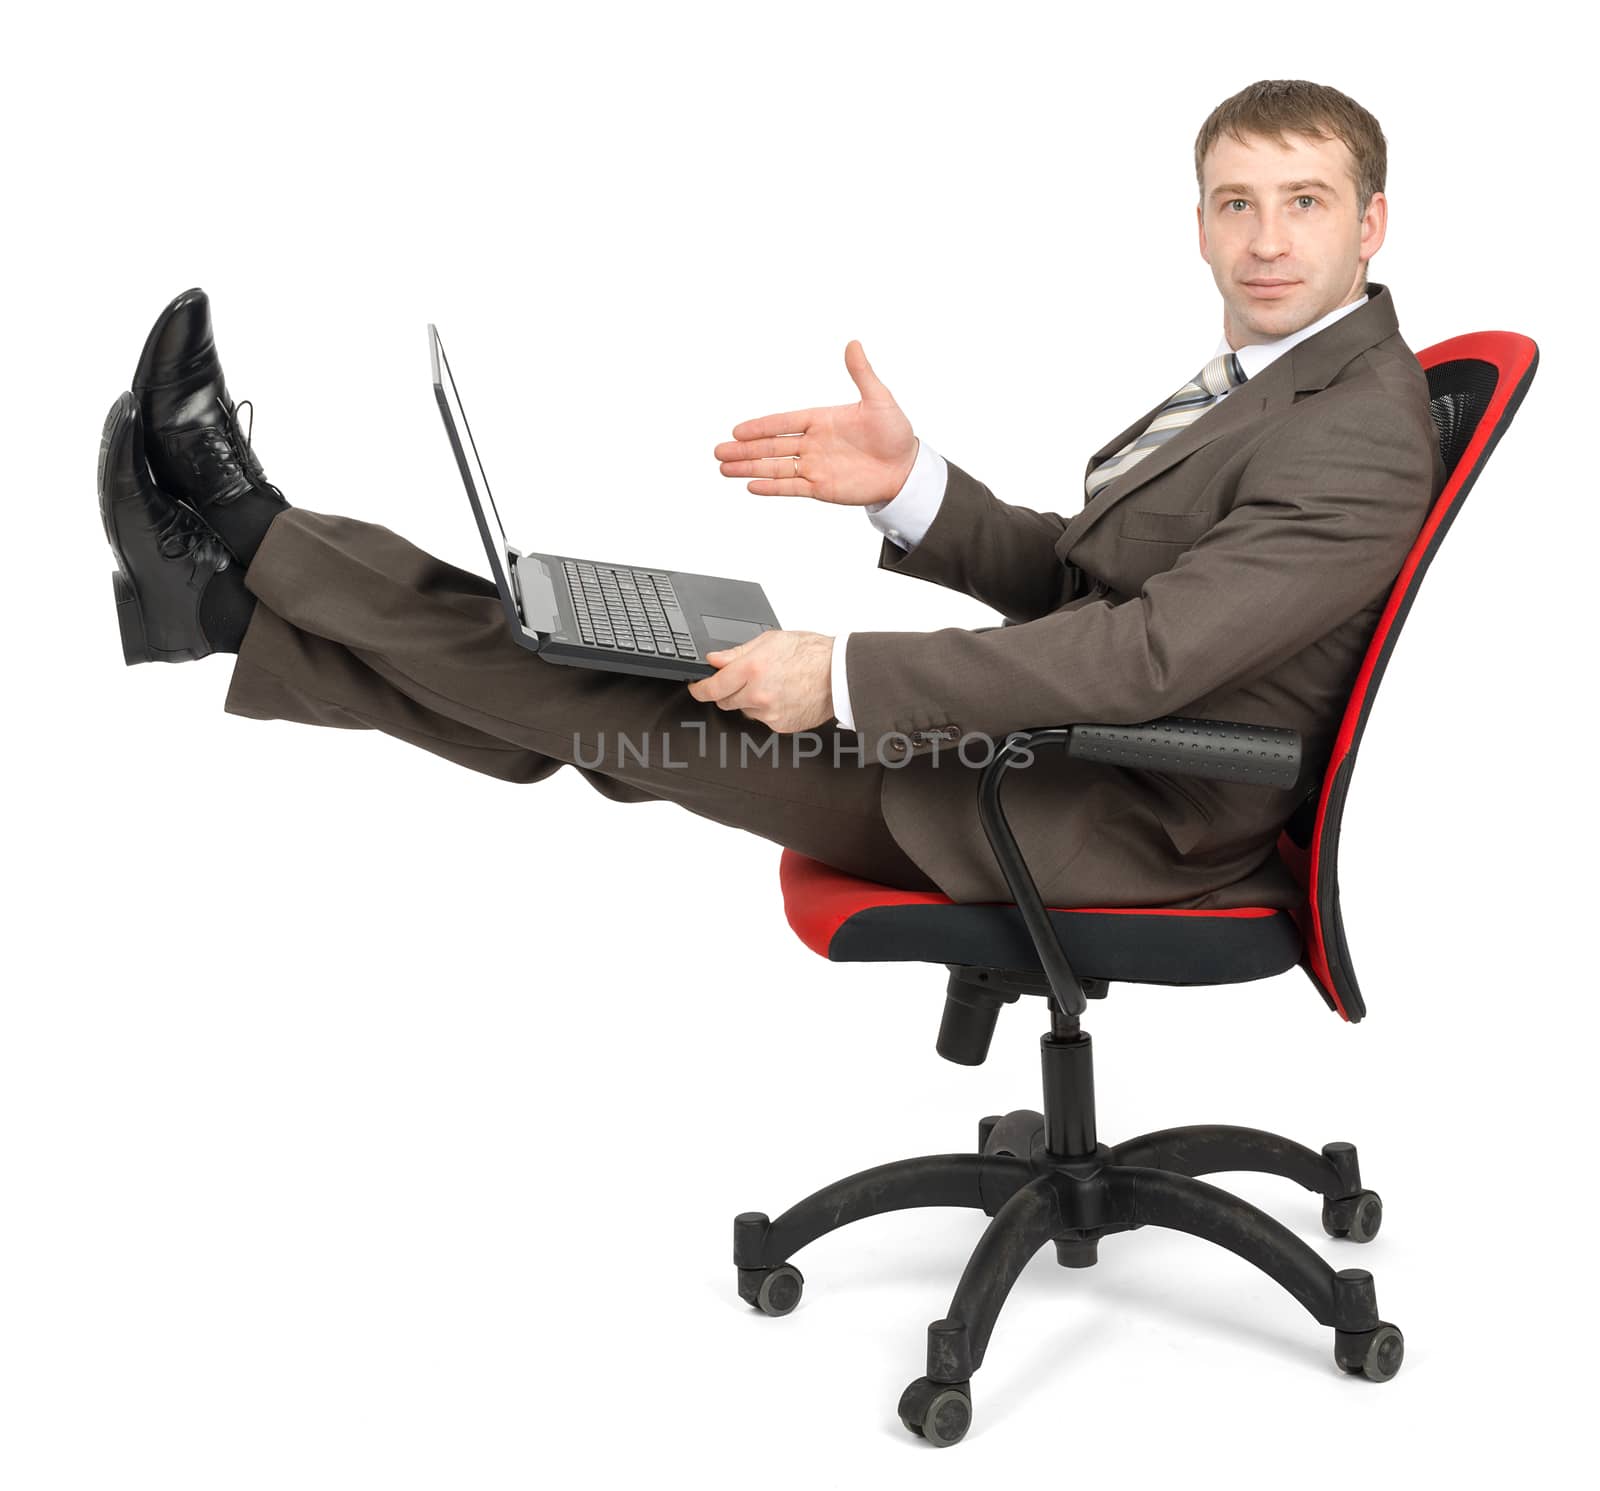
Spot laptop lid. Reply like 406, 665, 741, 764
429, 323, 554, 639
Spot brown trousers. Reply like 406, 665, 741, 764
224, 509, 942, 893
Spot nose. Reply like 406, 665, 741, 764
1249, 206, 1293, 262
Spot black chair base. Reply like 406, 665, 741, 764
732, 1015, 1401, 1447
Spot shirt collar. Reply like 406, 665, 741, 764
1212, 293, 1370, 382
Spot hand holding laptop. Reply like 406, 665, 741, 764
713, 340, 920, 508
689, 629, 837, 735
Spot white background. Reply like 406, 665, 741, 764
2, 1, 1591, 1484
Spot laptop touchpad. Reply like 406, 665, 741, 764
702, 615, 771, 648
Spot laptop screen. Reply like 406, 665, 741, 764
429, 324, 523, 627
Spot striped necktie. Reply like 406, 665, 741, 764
1084, 351, 1248, 499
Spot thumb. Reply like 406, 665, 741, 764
844, 339, 893, 403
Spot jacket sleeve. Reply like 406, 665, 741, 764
874, 456, 1075, 622
845, 392, 1438, 760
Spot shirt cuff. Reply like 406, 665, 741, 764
865, 441, 948, 550
831, 632, 855, 731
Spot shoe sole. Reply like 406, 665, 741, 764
96, 395, 120, 548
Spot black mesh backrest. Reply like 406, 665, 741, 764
1428, 358, 1501, 472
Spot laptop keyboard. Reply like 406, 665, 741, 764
563, 559, 700, 661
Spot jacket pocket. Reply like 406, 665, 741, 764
1119, 507, 1211, 544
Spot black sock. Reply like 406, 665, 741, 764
198, 567, 258, 654
200, 488, 288, 570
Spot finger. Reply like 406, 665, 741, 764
688, 658, 750, 704
704, 630, 771, 668
717, 444, 807, 479
712, 684, 755, 712
688, 674, 736, 706
844, 339, 893, 402
689, 683, 751, 713
713, 435, 804, 464
743, 478, 811, 498
729, 409, 818, 442
718, 458, 806, 480
703, 637, 757, 665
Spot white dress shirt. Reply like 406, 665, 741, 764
829, 293, 1370, 731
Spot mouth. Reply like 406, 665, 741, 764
1244, 279, 1298, 298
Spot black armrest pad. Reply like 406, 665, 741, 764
1064, 717, 1301, 789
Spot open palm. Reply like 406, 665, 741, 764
713, 340, 918, 507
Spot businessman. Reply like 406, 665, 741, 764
98, 78, 1446, 911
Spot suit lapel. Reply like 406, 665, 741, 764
1056, 283, 1402, 555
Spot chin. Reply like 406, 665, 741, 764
1236, 303, 1289, 331
1245, 299, 1302, 326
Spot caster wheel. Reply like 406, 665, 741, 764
897, 1376, 972, 1447
981, 1110, 1044, 1159
1335, 1321, 1404, 1382
737, 1262, 804, 1317
1323, 1189, 1383, 1242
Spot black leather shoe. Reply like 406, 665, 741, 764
131, 287, 288, 565
99, 392, 254, 664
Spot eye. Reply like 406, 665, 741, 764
1296, 195, 1317, 209
1225, 199, 1249, 212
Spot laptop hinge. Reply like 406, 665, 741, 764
508, 551, 562, 641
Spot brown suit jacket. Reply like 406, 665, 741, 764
844, 282, 1447, 911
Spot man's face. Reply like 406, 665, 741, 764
1196, 129, 1386, 348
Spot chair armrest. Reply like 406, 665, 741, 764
977, 718, 1303, 1019
1062, 717, 1301, 786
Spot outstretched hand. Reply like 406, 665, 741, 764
713, 341, 918, 506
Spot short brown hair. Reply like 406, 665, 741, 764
1194, 79, 1387, 218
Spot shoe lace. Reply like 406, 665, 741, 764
219, 395, 286, 501
152, 498, 222, 563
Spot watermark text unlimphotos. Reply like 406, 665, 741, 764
570, 723, 1035, 771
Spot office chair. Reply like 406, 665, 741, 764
733, 331, 1540, 1446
